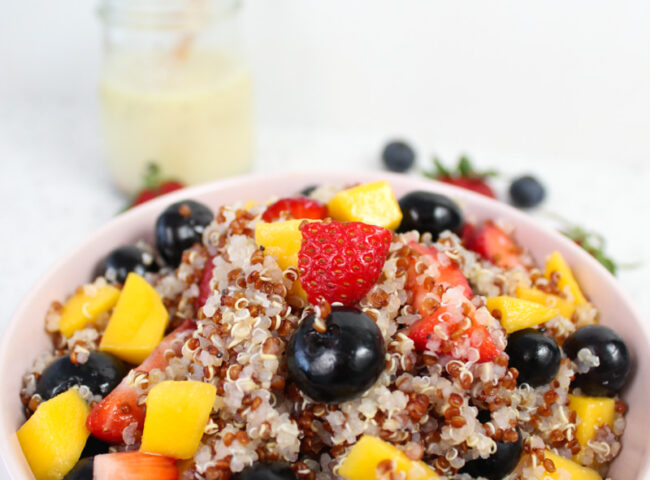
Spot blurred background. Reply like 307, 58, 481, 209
1, 0, 649, 324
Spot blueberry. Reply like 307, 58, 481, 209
155, 200, 213, 267
397, 191, 464, 239
287, 307, 386, 403
97, 245, 158, 284
63, 457, 93, 480
36, 352, 128, 401
563, 325, 630, 396
506, 329, 561, 387
80, 436, 110, 457
232, 462, 297, 480
509, 175, 545, 208
460, 429, 523, 480
382, 141, 416, 173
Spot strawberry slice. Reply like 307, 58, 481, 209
86, 320, 195, 443
262, 197, 329, 222
94, 452, 178, 480
465, 221, 523, 269
408, 242, 472, 300
195, 255, 215, 311
406, 242, 499, 362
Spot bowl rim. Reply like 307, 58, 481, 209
2, 170, 649, 479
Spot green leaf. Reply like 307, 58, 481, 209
458, 156, 474, 177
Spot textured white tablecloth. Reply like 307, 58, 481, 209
1, 99, 649, 333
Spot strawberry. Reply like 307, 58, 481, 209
408, 242, 472, 300
129, 164, 184, 209
424, 156, 497, 198
465, 221, 523, 269
405, 242, 500, 362
195, 255, 216, 311
298, 221, 392, 306
262, 197, 329, 222
86, 320, 195, 443
94, 452, 178, 480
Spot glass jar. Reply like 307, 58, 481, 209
98, 0, 253, 194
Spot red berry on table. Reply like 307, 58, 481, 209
128, 164, 185, 209
298, 221, 392, 306
465, 221, 523, 269
424, 156, 497, 199
94, 451, 178, 480
262, 197, 329, 222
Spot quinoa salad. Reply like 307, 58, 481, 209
16, 181, 631, 480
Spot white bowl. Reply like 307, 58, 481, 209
1, 171, 648, 479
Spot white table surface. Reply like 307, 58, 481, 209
1, 98, 649, 333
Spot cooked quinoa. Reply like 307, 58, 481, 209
20, 185, 627, 480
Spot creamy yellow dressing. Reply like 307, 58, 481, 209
100, 51, 253, 193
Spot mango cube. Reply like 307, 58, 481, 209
545, 251, 587, 305
568, 394, 615, 451
255, 219, 305, 270
486, 296, 559, 334
59, 285, 121, 337
539, 451, 601, 480
515, 286, 576, 319
140, 380, 217, 459
327, 181, 403, 230
99, 273, 169, 364
339, 435, 439, 480
17, 389, 90, 480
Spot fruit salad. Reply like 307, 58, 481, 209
17, 181, 631, 480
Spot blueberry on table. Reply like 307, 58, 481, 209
509, 175, 545, 208
155, 200, 213, 267
563, 325, 630, 396
98, 245, 158, 284
232, 462, 297, 480
397, 191, 464, 239
63, 457, 93, 480
287, 307, 386, 403
505, 329, 561, 387
36, 352, 128, 401
460, 429, 523, 480
382, 141, 416, 172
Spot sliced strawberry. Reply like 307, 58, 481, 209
195, 255, 215, 311
298, 221, 392, 306
405, 243, 499, 362
408, 242, 472, 300
94, 452, 178, 480
438, 177, 496, 199
465, 221, 523, 269
86, 320, 195, 443
262, 197, 329, 222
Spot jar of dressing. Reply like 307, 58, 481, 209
98, 0, 253, 194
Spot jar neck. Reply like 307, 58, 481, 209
98, 0, 240, 30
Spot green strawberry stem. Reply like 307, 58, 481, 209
424, 155, 499, 179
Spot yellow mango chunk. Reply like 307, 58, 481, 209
515, 286, 576, 319
59, 285, 121, 337
486, 296, 559, 334
545, 251, 587, 305
327, 181, 403, 230
17, 389, 90, 480
339, 435, 439, 480
539, 451, 601, 480
255, 219, 305, 270
140, 380, 217, 459
568, 394, 615, 451
99, 273, 169, 364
